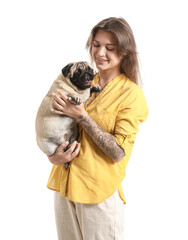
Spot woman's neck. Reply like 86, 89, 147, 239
98, 70, 121, 89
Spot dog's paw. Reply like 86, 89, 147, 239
64, 162, 70, 170
69, 96, 82, 105
90, 85, 102, 94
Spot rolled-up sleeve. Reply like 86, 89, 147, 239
115, 87, 149, 152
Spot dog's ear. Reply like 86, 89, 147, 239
62, 63, 74, 77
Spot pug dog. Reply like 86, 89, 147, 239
35, 61, 100, 169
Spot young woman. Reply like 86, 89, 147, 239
47, 17, 148, 240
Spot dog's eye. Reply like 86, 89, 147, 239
74, 70, 80, 77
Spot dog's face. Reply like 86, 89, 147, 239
62, 62, 94, 90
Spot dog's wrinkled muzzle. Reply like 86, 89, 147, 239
84, 73, 92, 80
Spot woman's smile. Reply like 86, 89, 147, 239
96, 57, 109, 64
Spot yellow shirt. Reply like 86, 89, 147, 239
47, 73, 149, 204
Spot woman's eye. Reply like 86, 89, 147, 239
107, 48, 115, 51
93, 44, 100, 48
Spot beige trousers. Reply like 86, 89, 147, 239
54, 190, 125, 240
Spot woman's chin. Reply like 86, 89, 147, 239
95, 63, 109, 71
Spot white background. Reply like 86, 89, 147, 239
0, 0, 188, 239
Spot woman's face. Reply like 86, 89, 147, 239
91, 30, 122, 74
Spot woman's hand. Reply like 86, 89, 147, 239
47, 141, 80, 165
51, 91, 88, 120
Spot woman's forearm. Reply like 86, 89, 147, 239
51, 91, 125, 162
77, 114, 125, 162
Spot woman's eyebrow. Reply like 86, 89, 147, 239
93, 40, 115, 46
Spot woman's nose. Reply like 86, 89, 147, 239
97, 46, 106, 57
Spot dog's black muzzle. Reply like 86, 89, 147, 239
70, 68, 94, 90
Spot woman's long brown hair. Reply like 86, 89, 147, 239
86, 17, 142, 86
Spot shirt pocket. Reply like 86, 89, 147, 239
89, 106, 116, 133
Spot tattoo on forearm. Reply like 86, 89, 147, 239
78, 115, 125, 162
